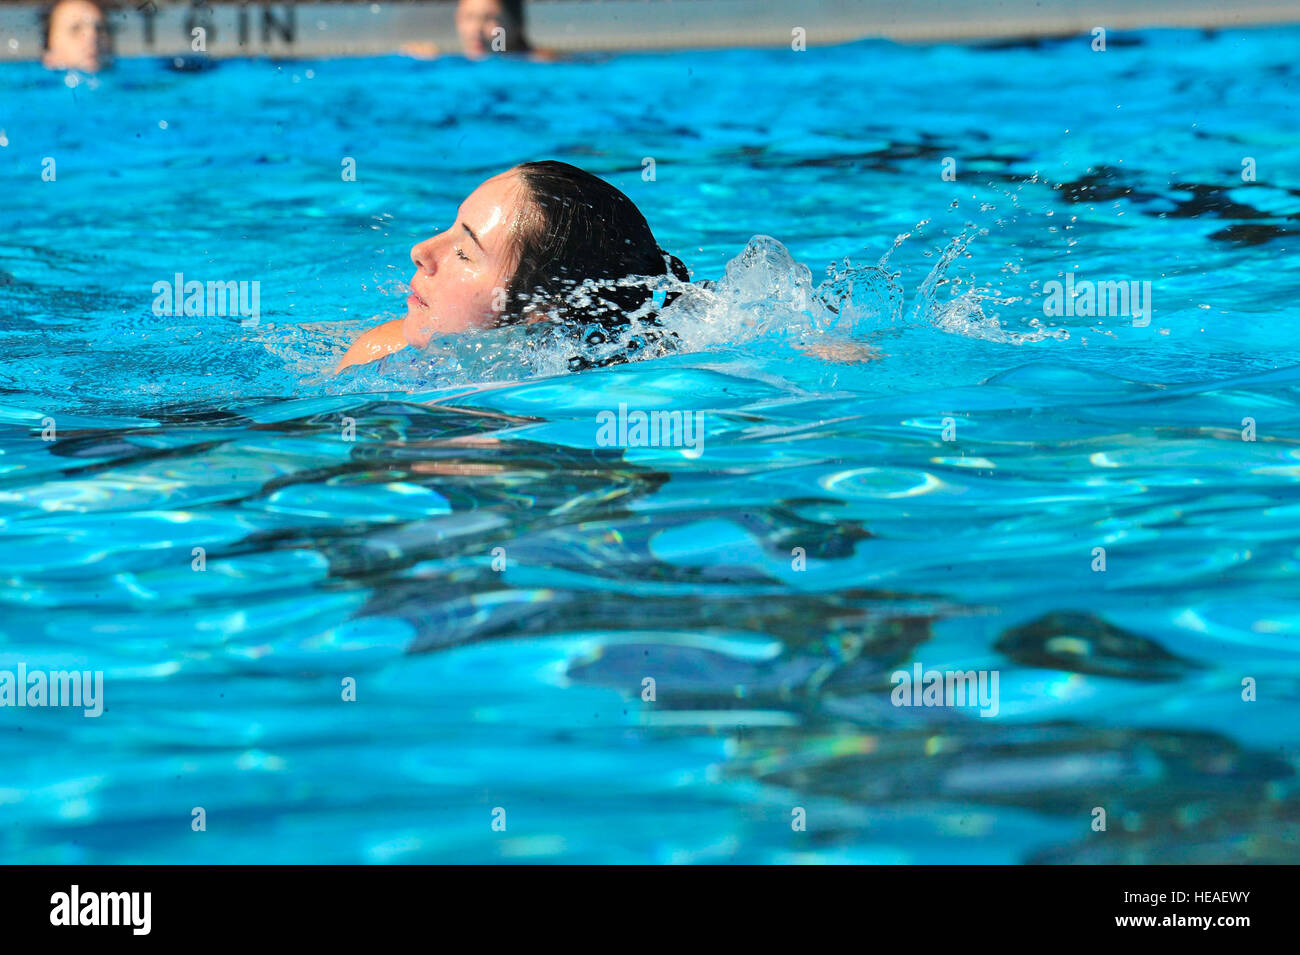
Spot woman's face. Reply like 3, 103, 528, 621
402, 170, 523, 348
456, 0, 507, 57
45, 0, 107, 72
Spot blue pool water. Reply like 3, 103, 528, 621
2, 26, 1299, 863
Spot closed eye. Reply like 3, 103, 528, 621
456, 248, 471, 262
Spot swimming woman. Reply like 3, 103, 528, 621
336, 161, 689, 373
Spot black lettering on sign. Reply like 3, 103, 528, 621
262, 4, 296, 45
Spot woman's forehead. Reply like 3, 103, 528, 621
459, 171, 524, 248
469, 170, 521, 206
53, 1, 102, 26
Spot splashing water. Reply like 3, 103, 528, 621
337, 220, 1064, 391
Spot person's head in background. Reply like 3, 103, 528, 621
455, 0, 530, 57
43, 0, 109, 72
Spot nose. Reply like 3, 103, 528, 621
411, 236, 440, 275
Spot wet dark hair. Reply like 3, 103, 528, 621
504, 161, 690, 364
475, 0, 531, 54
501, 0, 530, 52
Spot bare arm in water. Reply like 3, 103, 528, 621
336, 319, 409, 372
799, 342, 882, 362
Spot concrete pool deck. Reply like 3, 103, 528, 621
1, 0, 1297, 61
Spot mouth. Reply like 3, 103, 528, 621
407, 280, 429, 309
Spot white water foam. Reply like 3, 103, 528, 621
310, 224, 1066, 390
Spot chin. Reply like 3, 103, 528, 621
401, 312, 430, 349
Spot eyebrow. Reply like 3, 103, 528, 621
461, 222, 485, 252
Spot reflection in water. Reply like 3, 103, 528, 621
5, 381, 1298, 862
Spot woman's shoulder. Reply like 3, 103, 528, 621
336, 319, 409, 373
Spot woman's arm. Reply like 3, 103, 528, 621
798, 341, 882, 363
335, 319, 410, 373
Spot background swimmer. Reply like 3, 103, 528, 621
337, 160, 689, 373
42, 0, 108, 72
456, 0, 530, 56
402, 0, 552, 60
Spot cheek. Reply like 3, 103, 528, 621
466, 270, 511, 315
428, 271, 508, 330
